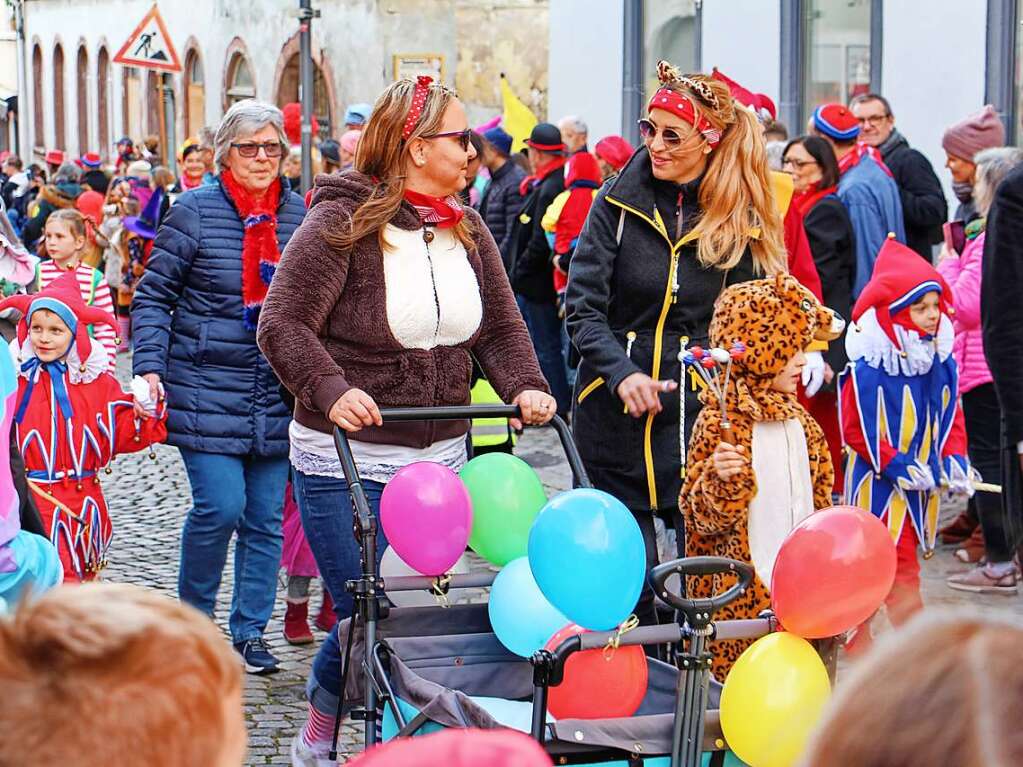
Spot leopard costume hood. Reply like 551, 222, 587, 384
700, 273, 845, 421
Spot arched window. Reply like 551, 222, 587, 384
97, 47, 110, 158
184, 49, 205, 139
146, 69, 161, 142
225, 52, 255, 107
32, 44, 43, 151
123, 67, 143, 144
53, 44, 66, 150
276, 53, 333, 140
76, 45, 89, 153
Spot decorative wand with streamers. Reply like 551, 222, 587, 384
678, 341, 746, 443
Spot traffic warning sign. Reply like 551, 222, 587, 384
113, 4, 182, 73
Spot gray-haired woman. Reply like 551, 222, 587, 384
132, 99, 306, 673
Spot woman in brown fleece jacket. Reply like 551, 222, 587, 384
256, 77, 552, 760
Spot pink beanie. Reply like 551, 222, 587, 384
339, 130, 361, 156
942, 105, 1005, 161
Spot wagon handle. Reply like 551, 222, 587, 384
649, 556, 755, 630
333, 408, 590, 526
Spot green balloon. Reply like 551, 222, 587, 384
460, 453, 548, 566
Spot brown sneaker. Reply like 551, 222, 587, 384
954, 526, 986, 564
939, 510, 979, 544
947, 565, 1018, 595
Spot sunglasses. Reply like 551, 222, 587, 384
421, 129, 473, 152
231, 141, 285, 159
637, 118, 698, 151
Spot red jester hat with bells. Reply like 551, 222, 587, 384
0, 271, 119, 371
851, 237, 954, 351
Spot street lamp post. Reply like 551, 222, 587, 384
298, 0, 319, 194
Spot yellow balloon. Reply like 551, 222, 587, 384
719, 632, 831, 767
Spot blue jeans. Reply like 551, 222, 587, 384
519, 295, 571, 415
293, 469, 388, 708
177, 448, 289, 643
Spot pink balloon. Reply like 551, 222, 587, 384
380, 462, 473, 576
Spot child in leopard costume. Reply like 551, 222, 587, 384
679, 273, 843, 678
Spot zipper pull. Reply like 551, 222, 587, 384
671, 254, 680, 304
625, 331, 637, 359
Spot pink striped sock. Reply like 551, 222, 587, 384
302, 703, 339, 749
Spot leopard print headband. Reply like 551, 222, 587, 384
655, 60, 720, 111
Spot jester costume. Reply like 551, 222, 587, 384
840, 238, 970, 626
2, 272, 167, 582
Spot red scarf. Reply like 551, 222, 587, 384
180, 172, 204, 191
220, 169, 282, 331
792, 183, 838, 217
403, 189, 465, 229
519, 156, 567, 196
838, 143, 894, 179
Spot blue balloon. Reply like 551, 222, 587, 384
528, 488, 646, 630
489, 556, 567, 657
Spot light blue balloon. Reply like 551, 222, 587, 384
528, 488, 646, 630
488, 556, 568, 657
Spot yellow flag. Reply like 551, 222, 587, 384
500, 75, 538, 154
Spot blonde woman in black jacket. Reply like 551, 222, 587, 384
566, 62, 785, 623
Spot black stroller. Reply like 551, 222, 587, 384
328, 405, 834, 766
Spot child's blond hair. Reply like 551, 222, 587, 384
0, 583, 245, 767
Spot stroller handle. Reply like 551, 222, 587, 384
650, 556, 755, 630
332, 407, 591, 495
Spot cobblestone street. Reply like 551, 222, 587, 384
99, 360, 1021, 765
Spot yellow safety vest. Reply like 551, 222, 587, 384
470, 378, 516, 449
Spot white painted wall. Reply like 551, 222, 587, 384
882, 0, 989, 209
547, 0, 624, 141
701, 0, 780, 103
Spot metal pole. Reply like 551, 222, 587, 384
298, 0, 315, 194
162, 75, 177, 175
621, 0, 643, 146
14, 0, 28, 157
779, 0, 804, 135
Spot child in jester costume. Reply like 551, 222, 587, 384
2, 272, 167, 581
840, 237, 972, 645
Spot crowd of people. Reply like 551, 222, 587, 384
1, 56, 1023, 766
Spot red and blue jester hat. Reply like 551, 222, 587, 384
838, 237, 970, 555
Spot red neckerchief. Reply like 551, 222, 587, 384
519, 156, 567, 196
220, 169, 282, 331
792, 184, 838, 217
180, 172, 204, 191
838, 143, 894, 179
403, 189, 465, 229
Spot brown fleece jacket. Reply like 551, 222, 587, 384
257, 171, 549, 448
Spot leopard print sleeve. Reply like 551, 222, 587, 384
680, 409, 758, 536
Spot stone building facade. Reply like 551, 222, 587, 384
13, 0, 548, 163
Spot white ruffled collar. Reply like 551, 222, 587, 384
845, 307, 954, 377
9, 337, 110, 384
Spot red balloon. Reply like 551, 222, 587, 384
771, 505, 897, 638
544, 623, 648, 720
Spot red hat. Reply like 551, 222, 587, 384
812, 104, 860, 142
0, 271, 117, 363
346, 729, 553, 767
281, 103, 319, 147
852, 236, 952, 348
44, 149, 65, 166
594, 135, 633, 171
564, 151, 602, 187
711, 68, 777, 121
75, 152, 102, 170
75, 191, 105, 227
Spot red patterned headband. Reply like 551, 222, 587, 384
648, 88, 722, 149
402, 76, 433, 140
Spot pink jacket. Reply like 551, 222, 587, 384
937, 231, 992, 393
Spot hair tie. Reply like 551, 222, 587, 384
402, 75, 434, 140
